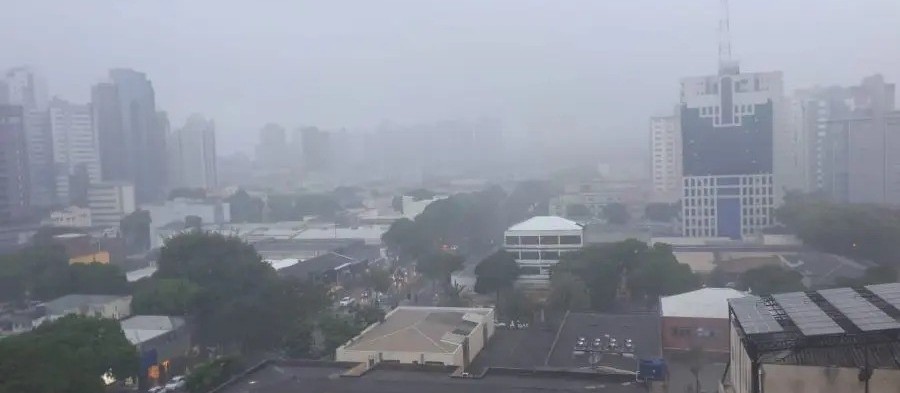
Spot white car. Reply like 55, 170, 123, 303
339, 297, 355, 307
165, 375, 186, 391
148, 387, 166, 393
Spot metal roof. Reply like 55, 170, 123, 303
506, 216, 583, 232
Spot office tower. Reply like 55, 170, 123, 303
0, 105, 30, 223
650, 115, 682, 202
168, 114, 217, 190
88, 182, 135, 228
105, 69, 166, 203
3, 67, 54, 208
4, 67, 47, 110
49, 99, 100, 205
792, 75, 899, 204
92, 82, 126, 183
300, 126, 332, 173
255, 123, 290, 170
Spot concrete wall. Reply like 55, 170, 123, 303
762, 364, 900, 393
661, 316, 730, 353
335, 346, 461, 367
729, 322, 752, 393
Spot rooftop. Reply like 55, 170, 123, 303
342, 306, 492, 354
43, 294, 130, 315
661, 288, 746, 319
507, 216, 583, 232
730, 283, 900, 363
120, 315, 186, 345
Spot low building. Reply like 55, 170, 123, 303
43, 294, 132, 320
143, 198, 230, 249
724, 283, 900, 393
88, 182, 136, 228
336, 306, 494, 367
659, 287, 745, 354
278, 251, 369, 284
48, 206, 92, 228
120, 315, 190, 382
503, 216, 583, 286
0, 306, 47, 337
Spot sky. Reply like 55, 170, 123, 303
2, 0, 899, 155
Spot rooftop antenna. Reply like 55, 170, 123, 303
718, 0, 739, 75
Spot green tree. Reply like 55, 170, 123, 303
65, 263, 131, 296
225, 189, 264, 223
547, 271, 591, 311
318, 313, 362, 355
566, 204, 592, 217
364, 268, 393, 294
474, 250, 520, 303
0, 315, 139, 393
120, 209, 151, 253
835, 265, 898, 288
283, 321, 315, 358
602, 203, 630, 225
353, 304, 386, 326
497, 288, 538, 321
132, 278, 202, 316
739, 265, 805, 296
185, 356, 240, 393
417, 251, 464, 290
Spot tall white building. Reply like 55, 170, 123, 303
503, 216, 583, 287
50, 99, 100, 204
4, 67, 54, 207
167, 114, 217, 190
88, 182, 135, 228
650, 115, 682, 202
4, 66, 48, 110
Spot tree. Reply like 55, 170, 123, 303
505, 180, 553, 225
496, 288, 538, 321
364, 268, 393, 294
120, 209, 151, 253
547, 271, 591, 311
353, 304, 386, 326
185, 215, 203, 231
474, 250, 520, 303
835, 265, 898, 288
0, 246, 129, 302
225, 189, 264, 223
132, 278, 202, 316
644, 202, 680, 222
185, 356, 240, 393
65, 263, 131, 296
739, 265, 805, 296
318, 313, 362, 355
0, 315, 138, 393
417, 251, 464, 290
566, 204, 592, 218
602, 203, 630, 225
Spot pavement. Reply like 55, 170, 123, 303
468, 322, 558, 372
545, 312, 661, 371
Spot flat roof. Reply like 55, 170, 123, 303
218, 363, 646, 393
342, 306, 492, 354
43, 294, 130, 314
661, 288, 746, 319
507, 216, 582, 232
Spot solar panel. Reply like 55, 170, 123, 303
773, 292, 844, 336
867, 283, 900, 311
817, 287, 900, 331
729, 297, 783, 334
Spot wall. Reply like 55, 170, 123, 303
100, 296, 132, 320
335, 346, 460, 367
728, 321, 752, 393
762, 364, 900, 393
661, 316, 730, 353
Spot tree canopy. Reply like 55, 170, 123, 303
738, 265, 805, 296
417, 251, 464, 288
0, 315, 139, 393
473, 250, 519, 296
225, 189, 264, 223
120, 209, 151, 253
553, 240, 699, 310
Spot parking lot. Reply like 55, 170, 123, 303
469, 312, 660, 373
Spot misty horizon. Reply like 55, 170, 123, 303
2, 0, 899, 155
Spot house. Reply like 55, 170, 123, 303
120, 315, 190, 382
43, 294, 132, 320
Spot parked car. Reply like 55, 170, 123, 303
148, 387, 166, 393
624, 339, 634, 351
339, 297, 355, 307
165, 375, 186, 391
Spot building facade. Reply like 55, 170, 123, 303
92, 81, 126, 183
0, 105, 30, 224
792, 75, 899, 204
650, 115, 682, 203
680, 68, 784, 239
88, 182, 136, 228
49, 99, 100, 205
48, 206, 92, 228
659, 287, 744, 354
167, 115, 217, 190
503, 216, 583, 286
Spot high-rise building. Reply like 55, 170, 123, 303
255, 123, 290, 170
4, 67, 54, 208
680, 68, 784, 239
300, 126, 332, 173
650, 115, 682, 202
49, 99, 100, 205
92, 82, 126, 183
4, 67, 47, 111
792, 75, 899, 204
87, 182, 135, 228
167, 115, 217, 190
106, 69, 166, 203
0, 105, 30, 223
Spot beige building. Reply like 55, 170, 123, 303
43, 294, 132, 321
336, 306, 494, 368
723, 283, 900, 393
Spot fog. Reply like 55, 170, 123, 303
2, 0, 899, 156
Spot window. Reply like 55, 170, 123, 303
504, 236, 519, 245
540, 236, 559, 245
520, 236, 539, 245
519, 266, 541, 275
672, 327, 692, 337
520, 251, 540, 260
559, 235, 581, 245
541, 251, 560, 260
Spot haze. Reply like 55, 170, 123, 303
2, 0, 898, 155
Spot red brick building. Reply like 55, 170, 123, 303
660, 287, 745, 354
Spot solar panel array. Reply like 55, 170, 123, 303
772, 292, 845, 336
729, 297, 783, 334
818, 287, 900, 331
867, 283, 900, 311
